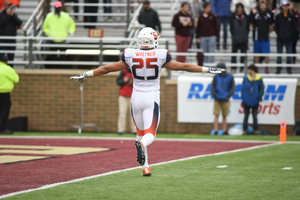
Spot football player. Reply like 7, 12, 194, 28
70, 27, 225, 176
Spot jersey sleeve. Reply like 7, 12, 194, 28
121, 50, 129, 67
162, 50, 171, 68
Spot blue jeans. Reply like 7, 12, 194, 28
200, 36, 215, 63
276, 40, 292, 72
243, 105, 259, 132
217, 16, 229, 45
189, 33, 200, 49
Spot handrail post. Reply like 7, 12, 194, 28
28, 38, 33, 68
166, 40, 171, 79
99, 39, 103, 66
244, 53, 248, 76
23, 31, 27, 61
33, 16, 37, 36
126, 0, 130, 37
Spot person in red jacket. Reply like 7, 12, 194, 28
196, 2, 219, 63
172, 2, 193, 63
116, 68, 136, 135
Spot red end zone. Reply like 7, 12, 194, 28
0, 137, 270, 196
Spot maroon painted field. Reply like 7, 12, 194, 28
0, 137, 270, 196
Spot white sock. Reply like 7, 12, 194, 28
143, 145, 149, 169
141, 133, 155, 169
141, 133, 155, 147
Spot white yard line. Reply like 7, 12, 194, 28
2, 135, 298, 143
0, 141, 280, 199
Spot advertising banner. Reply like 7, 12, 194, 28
177, 76, 297, 125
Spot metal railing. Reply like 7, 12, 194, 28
1, 36, 300, 78
0, 36, 169, 69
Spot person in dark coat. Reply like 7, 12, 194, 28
289, 2, 300, 64
230, 2, 250, 73
138, 0, 161, 34
241, 64, 264, 135
274, 0, 298, 74
0, 1, 22, 68
211, 63, 235, 135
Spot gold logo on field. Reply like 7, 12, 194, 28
0, 145, 112, 164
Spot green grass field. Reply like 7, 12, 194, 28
2, 133, 300, 200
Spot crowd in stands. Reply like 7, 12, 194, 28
171, 0, 300, 74
0, 0, 299, 73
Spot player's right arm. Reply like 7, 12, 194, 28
70, 61, 128, 82
164, 61, 224, 74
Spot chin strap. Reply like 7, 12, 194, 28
140, 47, 155, 50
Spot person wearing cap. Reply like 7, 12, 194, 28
210, 63, 235, 135
241, 64, 264, 135
138, 0, 162, 35
43, 1, 75, 68
274, 0, 298, 74
0, 1, 22, 68
289, 2, 300, 65
0, 54, 19, 134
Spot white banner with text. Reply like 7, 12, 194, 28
177, 76, 297, 125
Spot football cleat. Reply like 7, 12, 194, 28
142, 167, 152, 176
135, 141, 145, 166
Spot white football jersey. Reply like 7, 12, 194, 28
122, 48, 171, 91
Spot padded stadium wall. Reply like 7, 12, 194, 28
10, 69, 300, 134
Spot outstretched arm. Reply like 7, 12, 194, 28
164, 61, 224, 73
70, 61, 128, 82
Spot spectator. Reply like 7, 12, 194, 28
84, 0, 98, 28
291, 0, 300, 15
274, 0, 298, 74
0, 54, 19, 134
250, 1, 274, 73
210, 63, 235, 135
64, 0, 79, 20
196, 2, 219, 63
43, 1, 75, 68
138, 0, 161, 34
230, 2, 250, 73
211, 0, 231, 50
0, 0, 19, 10
241, 64, 264, 135
249, 0, 275, 71
116, 68, 136, 135
230, 0, 254, 15
289, 2, 300, 65
103, 0, 112, 21
172, 2, 193, 63
188, 0, 203, 49
0, 1, 22, 68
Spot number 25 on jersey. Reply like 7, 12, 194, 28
132, 58, 158, 80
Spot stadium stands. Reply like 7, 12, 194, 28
1, 0, 300, 77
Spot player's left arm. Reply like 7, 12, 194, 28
164, 61, 224, 74
70, 61, 128, 82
